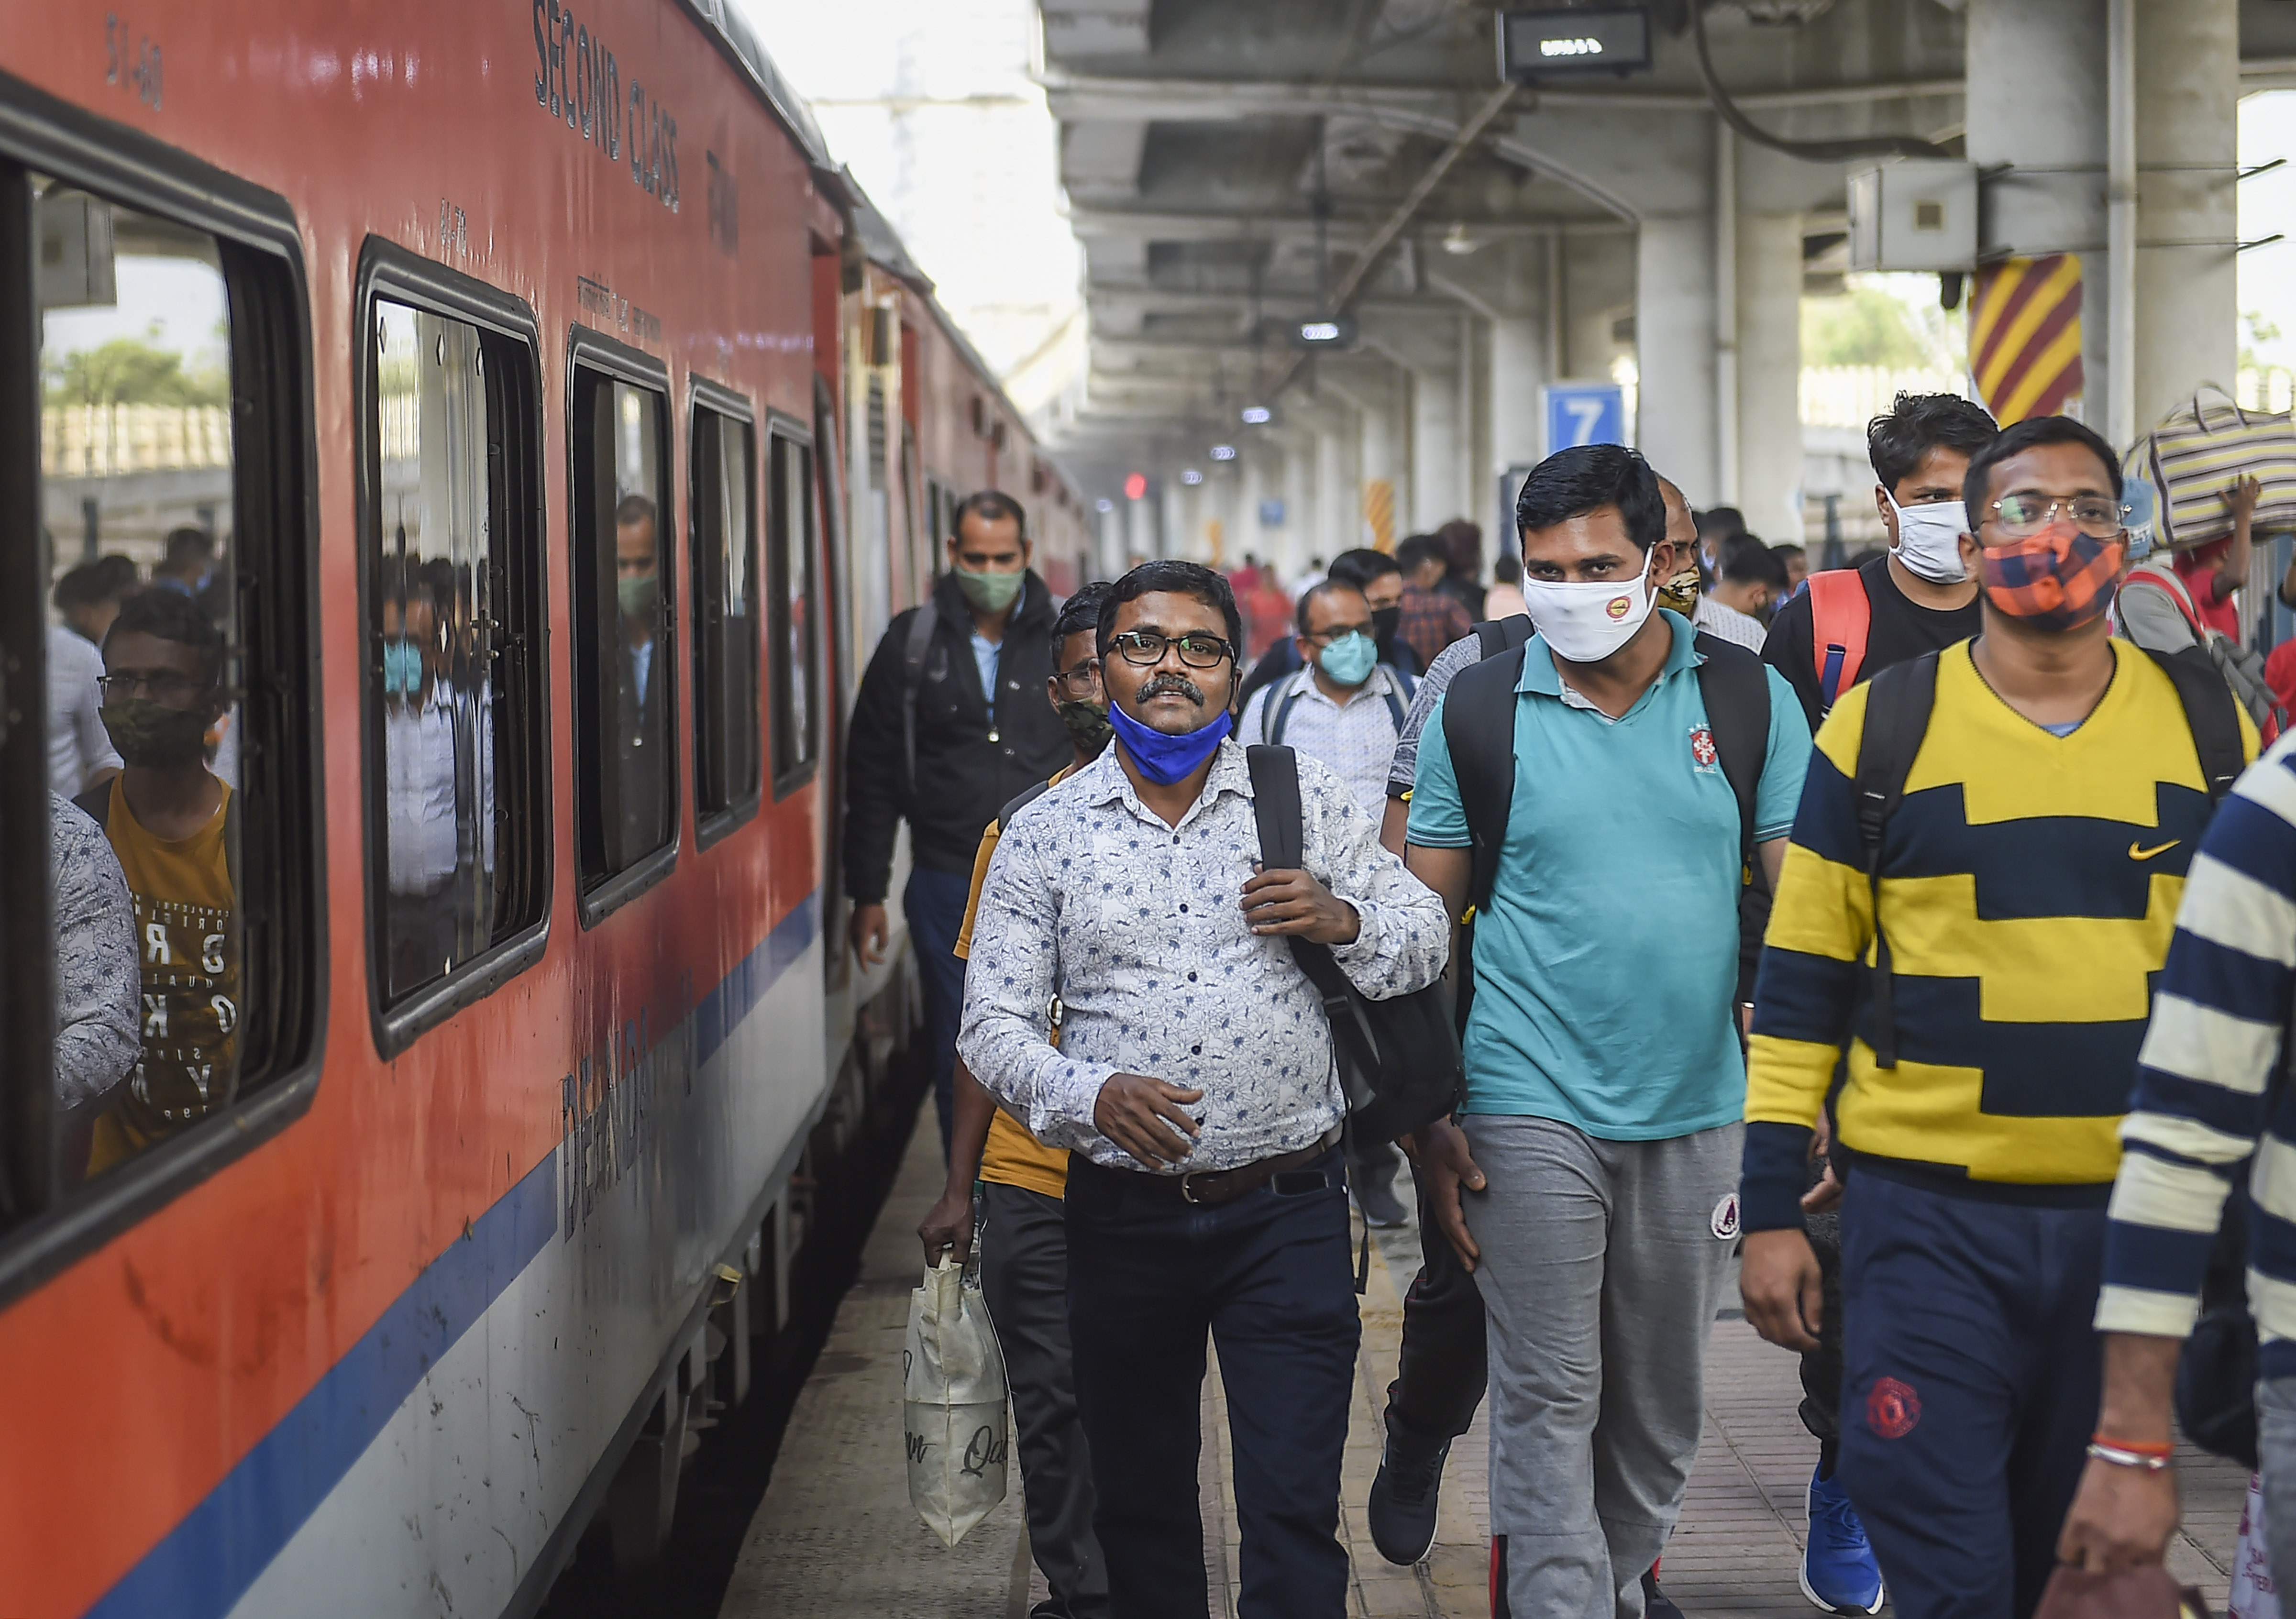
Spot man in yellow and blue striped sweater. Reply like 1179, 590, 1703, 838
1740, 415, 2255, 1619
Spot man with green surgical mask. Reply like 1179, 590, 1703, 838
1239, 579, 1421, 1230
843, 489, 1068, 1157
75, 586, 240, 1175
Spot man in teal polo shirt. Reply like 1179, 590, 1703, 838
1405, 443, 1811, 1619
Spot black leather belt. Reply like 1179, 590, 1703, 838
1099, 1128, 1343, 1207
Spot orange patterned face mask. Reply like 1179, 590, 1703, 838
1976, 524, 2126, 631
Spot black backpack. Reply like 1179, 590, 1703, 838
1436, 616, 1774, 1030
1848, 642, 2245, 1069
1244, 744, 1463, 1147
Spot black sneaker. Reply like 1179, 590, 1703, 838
1367, 1433, 1451, 1564
1644, 1567, 1686, 1619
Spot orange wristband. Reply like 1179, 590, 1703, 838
2092, 1433, 2174, 1457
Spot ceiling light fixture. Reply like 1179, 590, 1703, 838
1181, 469, 1204, 485
1240, 405, 1272, 425
1209, 444, 1238, 462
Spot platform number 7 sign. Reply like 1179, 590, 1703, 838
1541, 383, 1627, 456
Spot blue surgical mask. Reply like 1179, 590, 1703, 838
383, 638, 423, 695
1314, 631, 1378, 687
1106, 702, 1233, 786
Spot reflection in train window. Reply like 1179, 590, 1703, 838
767, 427, 818, 795
572, 364, 675, 890
366, 298, 548, 1012
17, 171, 317, 1200
692, 402, 760, 830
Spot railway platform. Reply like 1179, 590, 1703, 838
719, 1103, 2254, 1618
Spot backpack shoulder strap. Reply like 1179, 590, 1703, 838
1853, 651, 1942, 1069
1386, 661, 1416, 702
899, 599, 938, 796
1692, 632, 1771, 867
1266, 672, 1309, 747
1377, 666, 1408, 732
1244, 744, 1307, 872
997, 776, 1056, 832
2144, 643, 2247, 802
1808, 568, 1874, 712
1441, 645, 1530, 917
1472, 614, 1534, 661
2124, 562, 2211, 639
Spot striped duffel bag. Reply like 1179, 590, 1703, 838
2141, 385, 2296, 550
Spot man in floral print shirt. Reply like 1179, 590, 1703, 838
960, 559, 1448, 1619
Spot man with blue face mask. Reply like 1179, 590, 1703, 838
960, 559, 1447, 1618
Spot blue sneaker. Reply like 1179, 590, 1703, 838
1800, 1466, 1885, 1614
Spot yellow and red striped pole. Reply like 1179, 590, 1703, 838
1969, 254, 2086, 425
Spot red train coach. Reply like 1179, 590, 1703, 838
0, 3, 1079, 1614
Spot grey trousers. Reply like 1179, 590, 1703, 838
2259, 1376, 2296, 1594
1462, 1116, 1744, 1619
980, 1181, 1111, 1619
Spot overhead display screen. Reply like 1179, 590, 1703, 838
1498, 7, 1653, 79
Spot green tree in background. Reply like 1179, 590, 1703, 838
1802, 277, 1965, 371
44, 335, 228, 408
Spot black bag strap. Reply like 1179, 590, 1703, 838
1243, 743, 1386, 1066
1472, 614, 1534, 662
1442, 645, 1530, 919
899, 597, 938, 799
1691, 631, 1770, 870
997, 776, 1055, 833
1852, 651, 1942, 1069
1265, 672, 1307, 746
2142, 644, 2246, 803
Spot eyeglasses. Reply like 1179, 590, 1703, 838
1987, 495, 2129, 540
1051, 659, 1102, 696
97, 670, 204, 700
1301, 624, 1372, 645
1107, 630, 1235, 670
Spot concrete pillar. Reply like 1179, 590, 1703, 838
1636, 210, 1719, 505
1357, 387, 1402, 550
1966, 0, 2108, 421
1238, 453, 1267, 568
1281, 438, 1314, 580
1316, 420, 1353, 560
1098, 505, 1125, 577
1408, 352, 1464, 533
1491, 311, 1543, 486
2132, 0, 2239, 434
1738, 212, 1807, 543
1127, 485, 1156, 563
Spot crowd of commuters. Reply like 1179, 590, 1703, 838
862, 389, 2296, 1619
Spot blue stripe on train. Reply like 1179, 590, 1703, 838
87, 891, 821, 1619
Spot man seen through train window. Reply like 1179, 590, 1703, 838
616, 494, 669, 859
78, 587, 240, 1174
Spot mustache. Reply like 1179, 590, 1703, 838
1139, 673, 1206, 705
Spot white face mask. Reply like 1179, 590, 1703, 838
1519, 550, 1660, 664
1885, 488, 1970, 585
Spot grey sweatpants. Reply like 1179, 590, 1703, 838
2260, 1377, 2296, 1593
1462, 1116, 1745, 1619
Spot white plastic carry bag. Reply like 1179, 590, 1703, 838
2233, 1472, 2282, 1619
903, 1256, 1009, 1546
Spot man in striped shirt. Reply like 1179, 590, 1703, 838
2061, 737, 2296, 1574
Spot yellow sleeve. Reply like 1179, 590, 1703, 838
952, 819, 1000, 963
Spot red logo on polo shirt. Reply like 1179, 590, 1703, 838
1867, 1377, 1922, 1439
1689, 724, 1719, 773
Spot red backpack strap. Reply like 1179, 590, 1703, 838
1808, 568, 1873, 711
2121, 563, 2209, 639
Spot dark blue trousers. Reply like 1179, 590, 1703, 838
904, 863, 973, 1158
1064, 1148, 1360, 1619
1838, 1172, 2106, 1619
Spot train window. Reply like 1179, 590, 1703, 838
359, 250, 549, 1048
690, 393, 760, 839
2, 159, 319, 1227
569, 336, 676, 917
766, 425, 819, 796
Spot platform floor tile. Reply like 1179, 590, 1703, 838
719, 1109, 2251, 1618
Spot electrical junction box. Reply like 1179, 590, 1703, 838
1846, 160, 1978, 273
